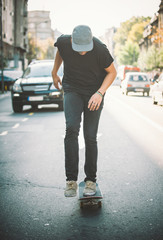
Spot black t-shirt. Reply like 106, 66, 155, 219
54, 35, 114, 95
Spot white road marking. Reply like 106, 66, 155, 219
0, 131, 8, 136
12, 123, 20, 129
109, 95, 163, 133
22, 118, 28, 122
0, 114, 31, 136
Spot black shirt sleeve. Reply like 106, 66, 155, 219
54, 35, 64, 47
100, 44, 114, 69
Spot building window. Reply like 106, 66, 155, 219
40, 22, 47, 28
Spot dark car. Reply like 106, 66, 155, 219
11, 60, 63, 113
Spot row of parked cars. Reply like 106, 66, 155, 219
1, 61, 162, 113
120, 72, 163, 106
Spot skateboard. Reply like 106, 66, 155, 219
78, 181, 103, 208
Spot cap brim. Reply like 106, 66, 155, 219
72, 41, 93, 52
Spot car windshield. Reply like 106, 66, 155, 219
23, 63, 63, 78
129, 75, 148, 82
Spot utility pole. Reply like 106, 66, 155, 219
0, 0, 4, 93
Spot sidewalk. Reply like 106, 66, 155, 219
0, 91, 10, 100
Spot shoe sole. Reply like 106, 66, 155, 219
83, 192, 96, 197
64, 192, 77, 197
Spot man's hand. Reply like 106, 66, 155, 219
88, 92, 103, 111
52, 75, 62, 90
51, 50, 63, 90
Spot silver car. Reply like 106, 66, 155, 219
121, 72, 150, 96
151, 72, 163, 105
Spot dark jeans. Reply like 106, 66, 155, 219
64, 91, 103, 182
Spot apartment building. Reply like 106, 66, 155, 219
28, 10, 54, 40
0, 0, 28, 70
139, 0, 163, 51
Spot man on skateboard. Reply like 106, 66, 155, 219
52, 25, 116, 197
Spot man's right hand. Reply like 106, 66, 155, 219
52, 74, 62, 90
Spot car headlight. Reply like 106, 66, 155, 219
13, 79, 22, 92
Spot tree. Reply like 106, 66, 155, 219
26, 33, 37, 63
118, 41, 139, 66
26, 34, 55, 64
146, 45, 163, 70
114, 16, 150, 66
150, 24, 163, 46
138, 45, 163, 71
128, 21, 150, 43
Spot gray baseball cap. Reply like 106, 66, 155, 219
72, 25, 93, 52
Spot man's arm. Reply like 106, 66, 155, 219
98, 63, 117, 95
88, 63, 117, 111
51, 50, 63, 90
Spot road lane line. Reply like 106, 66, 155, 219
109, 95, 163, 133
22, 118, 28, 122
12, 123, 20, 129
29, 112, 34, 116
0, 131, 8, 136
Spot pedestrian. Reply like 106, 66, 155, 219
52, 25, 117, 197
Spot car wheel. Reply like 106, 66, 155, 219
12, 101, 23, 113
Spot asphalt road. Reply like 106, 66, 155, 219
0, 87, 163, 240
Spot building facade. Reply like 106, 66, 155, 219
139, 0, 163, 51
28, 11, 54, 40
1, 0, 28, 70
99, 27, 116, 57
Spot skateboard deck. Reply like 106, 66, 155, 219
79, 181, 103, 208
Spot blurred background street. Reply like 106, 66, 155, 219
0, 0, 163, 239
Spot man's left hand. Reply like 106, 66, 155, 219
88, 92, 103, 111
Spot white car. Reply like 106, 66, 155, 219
151, 72, 163, 105
121, 72, 150, 96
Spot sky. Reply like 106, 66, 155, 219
28, 0, 161, 37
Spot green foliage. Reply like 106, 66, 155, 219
119, 41, 139, 66
26, 33, 54, 64
128, 22, 149, 43
138, 46, 163, 71
26, 34, 37, 63
114, 16, 150, 66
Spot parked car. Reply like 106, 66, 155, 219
0, 70, 23, 90
151, 72, 163, 105
11, 60, 63, 113
121, 72, 150, 96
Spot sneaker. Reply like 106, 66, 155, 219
64, 181, 77, 197
83, 181, 96, 196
